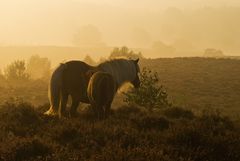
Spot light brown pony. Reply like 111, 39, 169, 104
87, 71, 116, 119
44, 58, 140, 118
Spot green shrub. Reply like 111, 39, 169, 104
124, 67, 170, 111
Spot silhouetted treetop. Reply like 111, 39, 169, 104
109, 46, 143, 59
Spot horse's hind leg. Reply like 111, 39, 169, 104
59, 91, 68, 118
70, 95, 80, 117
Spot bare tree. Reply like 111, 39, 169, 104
4, 60, 30, 81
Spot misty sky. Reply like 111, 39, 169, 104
0, 0, 240, 55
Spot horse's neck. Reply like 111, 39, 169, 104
98, 63, 132, 89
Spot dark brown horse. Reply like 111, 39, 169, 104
87, 71, 116, 119
44, 58, 140, 118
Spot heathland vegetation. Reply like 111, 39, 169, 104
140, 57, 240, 117
1, 100, 240, 161
0, 48, 240, 160
0, 49, 240, 116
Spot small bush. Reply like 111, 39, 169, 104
124, 67, 170, 111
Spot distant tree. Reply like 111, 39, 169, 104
73, 25, 106, 47
109, 46, 143, 59
4, 60, 30, 81
203, 48, 225, 57
124, 67, 170, 111
26, 55, 51, 80
83, 55, 96, 66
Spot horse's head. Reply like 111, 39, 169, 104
131, 58, 140, 88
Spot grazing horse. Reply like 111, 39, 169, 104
44, 58, 140, 118
87, 71, 116, 119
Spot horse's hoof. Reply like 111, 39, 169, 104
44, 109, 58, 116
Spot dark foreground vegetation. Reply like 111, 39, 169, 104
0, 101, 240, 161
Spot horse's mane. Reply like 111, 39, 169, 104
98, 58, 138, 88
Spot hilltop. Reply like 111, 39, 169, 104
141, 57, 240, 117
0, 57, 240, 117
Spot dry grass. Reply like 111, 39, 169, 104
0, 101, 240, 161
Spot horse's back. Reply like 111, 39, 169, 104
62, 61, 94, 102
88, 72, 116, 106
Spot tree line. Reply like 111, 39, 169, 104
0, 55, 51, 83
0, 47, 143, 84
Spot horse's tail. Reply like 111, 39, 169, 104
44, 63, 66, 116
